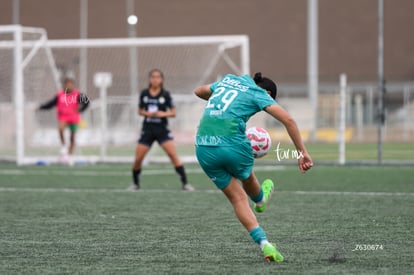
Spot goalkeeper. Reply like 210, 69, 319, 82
194, 72, 313, 262
38, 78, 89, 158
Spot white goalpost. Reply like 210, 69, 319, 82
0, 25, 61, 165
0, 25, 250, 165
338, 73, 347, 165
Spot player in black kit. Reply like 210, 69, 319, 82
129, 69, 194, 191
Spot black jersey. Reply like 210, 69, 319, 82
139, 89, 174, 127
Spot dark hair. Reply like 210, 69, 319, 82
253, 72, 277, 99
148, 69, 164, 90
63, 77, 75, 84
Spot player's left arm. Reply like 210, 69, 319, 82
156, 92, 176, 118
265, 104, 313, 173
156, 107, 176, 118
78, 93, 90, 113
194, 84, 212, 100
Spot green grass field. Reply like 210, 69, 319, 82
88, 142, 414, 162
0, 163, 413, 274
163, 142, 414, 162
2, 142, 413, 164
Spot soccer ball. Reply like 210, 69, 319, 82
246, 127, 272, 158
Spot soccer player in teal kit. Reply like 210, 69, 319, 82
194, 73, 313, 262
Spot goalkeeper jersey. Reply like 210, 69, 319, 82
196, 74, 277, 146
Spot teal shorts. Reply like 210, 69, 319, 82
195, 141, 254, 190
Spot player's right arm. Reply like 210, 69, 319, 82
137, 91, 156, 118
194, 84, 212, 100
265, 104, 313, 173
38, 96, 58, 110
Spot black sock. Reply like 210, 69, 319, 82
175, 166, 187, 185
132, 169, 141, 186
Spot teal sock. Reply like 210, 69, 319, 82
250, 189, 264, 203
249, 226, 268, 245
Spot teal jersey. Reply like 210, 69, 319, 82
196, 74, 277, 146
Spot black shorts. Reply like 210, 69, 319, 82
138, 125, 173, 147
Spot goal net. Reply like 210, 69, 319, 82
0, 25, 249, 165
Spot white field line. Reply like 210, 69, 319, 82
0, 165, 285, 177
0, 187, 412, 196
286, 191, 414, 196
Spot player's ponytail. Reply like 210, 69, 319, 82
253, 72, 263, 83
253, 72, 277, 99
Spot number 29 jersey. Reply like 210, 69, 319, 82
196, 74, 277, 146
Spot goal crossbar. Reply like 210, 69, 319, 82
0, 35, 248, 49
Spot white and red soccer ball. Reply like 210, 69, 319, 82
246, 127, 272, 158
